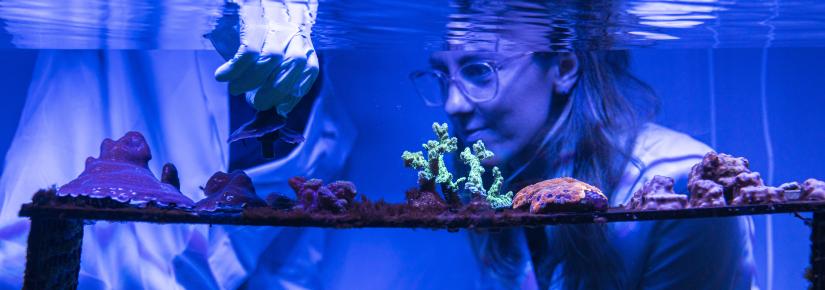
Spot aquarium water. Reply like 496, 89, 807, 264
0, 0, 824, 289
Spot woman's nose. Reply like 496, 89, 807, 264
443, 83, 474, 115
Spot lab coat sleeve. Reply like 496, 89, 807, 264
627, 125, 755, 290
639, 176, 755, 290
212, 78, 357, 289
640, 217, 755, 290
0, 51, 112, 289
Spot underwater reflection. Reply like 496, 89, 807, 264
1, 0, 824, 49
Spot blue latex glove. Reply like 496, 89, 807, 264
213, 0, 319, 117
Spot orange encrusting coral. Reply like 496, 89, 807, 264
513, 177, 607, 214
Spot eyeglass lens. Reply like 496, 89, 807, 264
412, 62, 499, 106
411, 71, 447, 106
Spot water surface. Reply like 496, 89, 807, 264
1, 0, 824, 50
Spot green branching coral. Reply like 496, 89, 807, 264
402, 123, 465, 205
487, 167, 514, 208
459, 141, 493, 197
402, 122, 514, 209
459, 140, 514, 209
401, 151, 429, 180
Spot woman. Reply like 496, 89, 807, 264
412, 49, 756, 289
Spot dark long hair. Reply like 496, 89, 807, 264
548, 50, 657, 289
496, 50, 658, 289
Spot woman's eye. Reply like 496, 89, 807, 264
460, 63, 494, 83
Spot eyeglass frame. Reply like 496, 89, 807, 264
409, 51, 536, 107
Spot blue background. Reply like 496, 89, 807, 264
2, 47, 823, 289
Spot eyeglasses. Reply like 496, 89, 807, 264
409, 52, 534, 107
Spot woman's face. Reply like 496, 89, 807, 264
429, 51, 559, 167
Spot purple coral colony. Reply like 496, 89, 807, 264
36, 124, 825, 224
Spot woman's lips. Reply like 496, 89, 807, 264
465, 128, 487, 143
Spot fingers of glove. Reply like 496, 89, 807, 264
247, 89, 277, 112
215, 3, 268, 82
290, 51, 319, 98
215, 44, 260, 82
246, 73, 279, 111
270, 57, 306, 98
265, 85, 303, 117
226, 26, 294, 95
249, 71, 304, 116
227, 51, 284, 95
275, 94, 303, 117
271, 36, 311, 96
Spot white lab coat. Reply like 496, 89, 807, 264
0, 51, 755, 290
0, 50, 355, 289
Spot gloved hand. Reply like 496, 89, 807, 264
213, 0, 319, 117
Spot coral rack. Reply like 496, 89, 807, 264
17, 190, 825, 290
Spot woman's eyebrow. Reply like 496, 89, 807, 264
458, 53, 497, 65
428, 58, 448, 70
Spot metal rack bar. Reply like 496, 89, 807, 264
812, 212, 825, 289
22, 217, 84, 290
18, 201, 825, 289
18, 201, 825, 228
